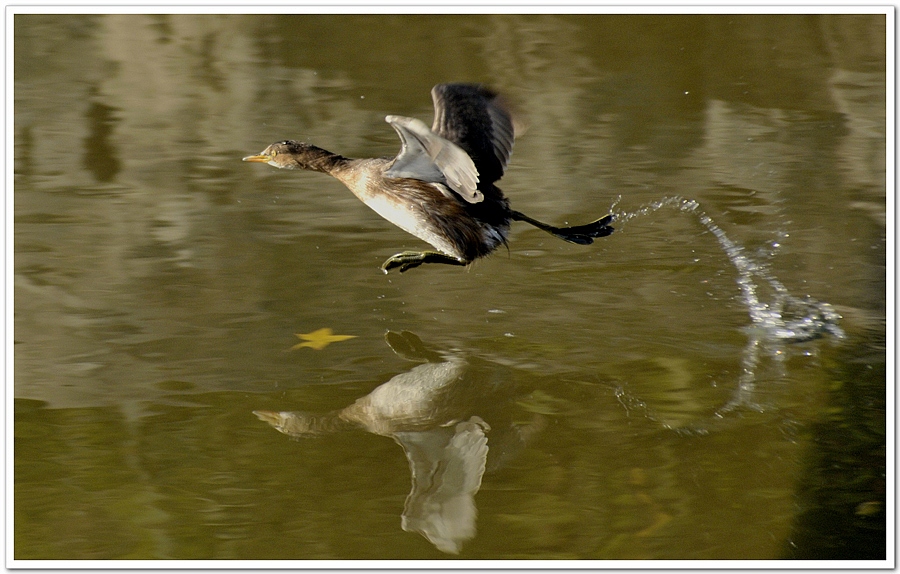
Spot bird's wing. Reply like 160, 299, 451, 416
384, 115, 483, 204
430, 83, 515, 186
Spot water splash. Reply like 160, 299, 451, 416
612, 196, 845, 421
613, 195, 844, 343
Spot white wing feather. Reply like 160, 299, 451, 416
384, 115, 483, 204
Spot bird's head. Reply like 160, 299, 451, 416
243, 140, 326, 170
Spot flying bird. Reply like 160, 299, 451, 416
243, 83, 614, 273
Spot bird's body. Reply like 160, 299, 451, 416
278, 147, 511, 262
244, 83, 613, 272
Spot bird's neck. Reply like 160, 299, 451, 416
327, 158, 389, 202
292, 146, 352, 175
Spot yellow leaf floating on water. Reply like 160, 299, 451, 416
291, 328, 357, 351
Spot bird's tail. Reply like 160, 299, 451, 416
510, 210, 614, 245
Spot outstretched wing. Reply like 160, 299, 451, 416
384, 115, 483, 203
430, 83, 515, 186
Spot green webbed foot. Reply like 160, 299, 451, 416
381, 251, 466, 274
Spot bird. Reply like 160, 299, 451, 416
243, 83, 614, 273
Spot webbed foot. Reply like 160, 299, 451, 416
510, 210, 615, 245
381, 251, 466, 274
550, 214, 615, 245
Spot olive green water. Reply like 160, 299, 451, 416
13, 14, 887, 561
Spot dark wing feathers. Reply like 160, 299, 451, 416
430, 83, 515, 186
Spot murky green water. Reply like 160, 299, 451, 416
13, 13, 887, 562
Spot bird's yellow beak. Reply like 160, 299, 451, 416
242, 154, 271, 163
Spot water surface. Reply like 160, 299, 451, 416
13, 13, 887, 561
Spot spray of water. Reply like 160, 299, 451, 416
610, 196, 844, 423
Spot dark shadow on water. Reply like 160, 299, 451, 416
783, 327, 887, 560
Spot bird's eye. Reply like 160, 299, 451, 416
271, 151, 278, 157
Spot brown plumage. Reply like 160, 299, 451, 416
243, 83, 613, 273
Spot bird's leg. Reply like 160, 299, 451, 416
510, 210, 614, 245
381, 251, 467, 274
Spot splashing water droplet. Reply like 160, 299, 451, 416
609, 196, 845, 422
611, 196, 844, 343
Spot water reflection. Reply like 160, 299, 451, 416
255, 331, 538, 554
82, 92, 121, 183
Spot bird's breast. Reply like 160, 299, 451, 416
333, 161, 503, 262
363, 192, 464, 260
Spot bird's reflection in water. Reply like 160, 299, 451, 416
254, 331, 536, 554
